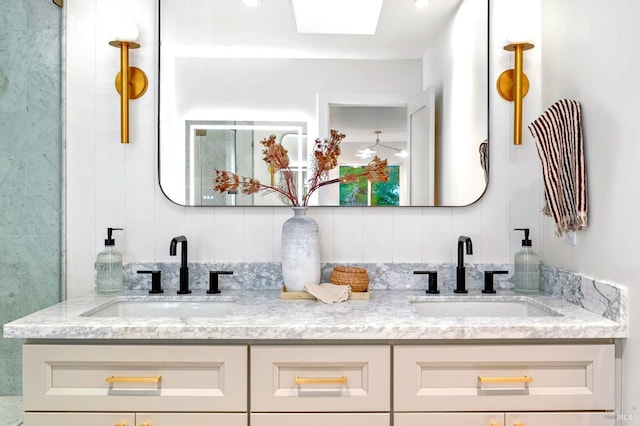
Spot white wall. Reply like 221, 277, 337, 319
540, 0, 638, 416
65, 0, 543, 299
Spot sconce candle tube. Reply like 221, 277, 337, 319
513, 43, 524, 146
120, 42, 131, 144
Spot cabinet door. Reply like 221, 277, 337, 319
23, 412, 135, 426
395, 412, 503, 426
136, 412, 247, 426
252, 413, 390, 426
23, 344, 247, 412
505, 412, 615, 426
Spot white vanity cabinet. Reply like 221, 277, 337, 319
22, 344, 248, 425
20, 342, 616, 426
394, 344, 615, 426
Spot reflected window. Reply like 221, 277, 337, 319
339, 165, 400, 206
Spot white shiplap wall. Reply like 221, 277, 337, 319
65, 0, 544, 297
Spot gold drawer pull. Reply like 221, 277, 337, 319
140, 423, 151, 426
294, 375, 348, 385
106, 375, 162, 384
514, 423, 525, 426
490, 423, 500, 426
478, 375, 532, 384
115, 424, 127, 426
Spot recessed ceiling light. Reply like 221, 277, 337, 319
292, 0, 383, 35
241, 0, 262, 7
414, 0, 430, 8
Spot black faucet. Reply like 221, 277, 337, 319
455, 235, 473, 293
169, 235, 190, 294
208, 271, 234, 294
414, 270, 439, 294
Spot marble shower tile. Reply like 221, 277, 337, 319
0, 236, 26, 278
26, 28, 60, 71
26, 235, 60, 277
22, 275, 61, 310
0, 111, 60, 154
0, 276, 59, 326
24, 194, 60, 235
27, 70, 60, 110
0, 30, 29, 70
0, 277, 25, 323
0, 70, 25, 112
0, 0, 27, 30
27, 0, 61, 29
0, 29, 59, 71
25, 153, 60, 194
0, 155, 24, 194
0, 194, 60, 234
0, 358, 23, 395
0, 195, 28, 234
0, 395, 24, 423
0, 333, 23, 362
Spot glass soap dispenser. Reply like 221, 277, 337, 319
513, 228, 541, 294
96, 227, 124, 294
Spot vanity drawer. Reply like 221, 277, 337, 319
251, 345, 390, 412
23, 344, 247, 412
394, 344, 615, 412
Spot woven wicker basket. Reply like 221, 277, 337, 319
329, 266, 370, 292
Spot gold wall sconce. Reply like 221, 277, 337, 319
497, 41, 534, 145
109, 24, 148, 144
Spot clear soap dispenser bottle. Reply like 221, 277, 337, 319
96, 227, 124, 294
513, 228, 541, 294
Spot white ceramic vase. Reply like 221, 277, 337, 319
281, 207, 321, 292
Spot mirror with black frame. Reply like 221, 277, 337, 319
159, 0, 488, 207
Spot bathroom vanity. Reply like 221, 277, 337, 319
4, 290, 625, 426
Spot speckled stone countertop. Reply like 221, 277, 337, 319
3, 289, 626, 341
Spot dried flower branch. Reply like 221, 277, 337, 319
213, 129, 390, 207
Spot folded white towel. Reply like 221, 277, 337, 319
304, 283, 351, 304
528, 99, 588, 236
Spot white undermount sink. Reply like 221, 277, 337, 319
409, 297, 561, 318
82, 297, 235, 318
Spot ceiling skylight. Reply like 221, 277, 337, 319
291, 0, 384, 35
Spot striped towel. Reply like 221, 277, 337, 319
528, 99, 587, 237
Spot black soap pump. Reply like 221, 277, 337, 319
95, 227, 124, 294
513, 228, 541, 294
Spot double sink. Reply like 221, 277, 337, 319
82, 295, 561, 319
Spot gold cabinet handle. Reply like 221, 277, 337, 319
490, 423, 500, 426
514, 423, 525, 426
140, 423, 151, 426
294, 375, 348, 385
115, 424, 127, 426
478, 375, 532, 383
106, 375, 162, 383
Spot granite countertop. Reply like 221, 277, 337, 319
3, 289, 626, 341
